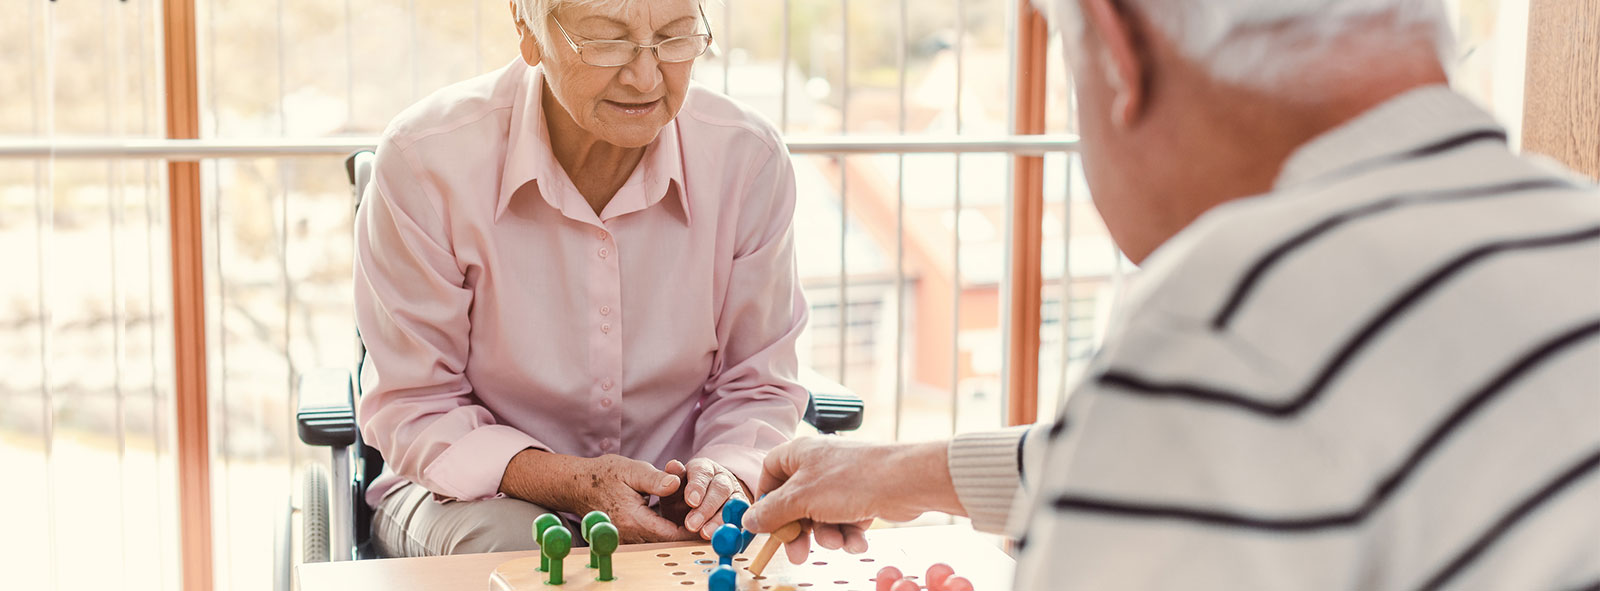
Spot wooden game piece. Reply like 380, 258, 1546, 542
925, 562, 956, 590
889, 580, 919, 591
582, 511, 611, 568
875, 566, 904, 591
709, 564, 738, 591
541, 525, 572, 585
747, 521, 804, 576
941, 576, 974, 591
532, 513, 562, 573
711, 523, 742, 566
589, 522, 619, 582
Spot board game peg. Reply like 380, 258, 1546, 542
711, 523, 742, 566
925, 563, 956, 590
581, 510, 612, 568
709, 564, 738, 591
940, 576, 975, 591
747, 521, 803, 576
888, 580, 920, 591
874, 566, 904, 591
722, 497, 750, 528
588, 522, 619, 582
541, 525, 572, 585
532, 513, 562, 573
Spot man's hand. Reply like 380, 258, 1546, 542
499, 450, 700, 544
742, 437, 963, 565
658, 458, 753, 540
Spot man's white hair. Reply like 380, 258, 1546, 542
1033, 0, 1456, 91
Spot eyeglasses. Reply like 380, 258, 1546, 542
551, 6, 713, 68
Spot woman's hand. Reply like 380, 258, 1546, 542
499, 450, 700, 544
657, 458, 753, 540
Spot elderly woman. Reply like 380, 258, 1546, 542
353, 0, 808, 556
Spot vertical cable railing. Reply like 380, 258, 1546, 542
892, 0, 908, 441
950, 0, 966, 438
836, 0, 850, 387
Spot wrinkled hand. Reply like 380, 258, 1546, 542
742, 438, 958, 565
500, 451, 700, 544
658, 458, 752, 540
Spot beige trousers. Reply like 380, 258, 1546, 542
372, 481, 570, 557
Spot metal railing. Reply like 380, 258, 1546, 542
0, 135, 1079, 160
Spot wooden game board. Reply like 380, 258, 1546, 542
489, 524, 1014, 591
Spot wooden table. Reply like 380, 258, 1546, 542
298, 525, 1015, 591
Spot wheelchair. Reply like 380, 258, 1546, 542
284, 150, 865, 580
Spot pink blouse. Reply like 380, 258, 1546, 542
354, 60, 808, 506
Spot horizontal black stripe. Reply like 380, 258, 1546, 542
1054, 320, 1600, 532
1212, 176, 1573, 329
1416, 448, 1600, 591
1298, 128, 1510, 191
1566, 579, 1600, 591
1102, 224, 1600, 417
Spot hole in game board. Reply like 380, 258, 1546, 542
696, 559, 714, 565
859, 558, 875, 562
680, 581, 694, 585
691, 551, 706, 555
657, 553, 671, 557
812, 561, 827, 566
664, 562, 678, 567
735, 557, 749, 562
672, 572, 686, 576
834, 581, 849, 585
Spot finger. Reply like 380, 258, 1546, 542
784, 521, 813, 565
623, 504, 687, 542
812, 523, 845, 550
743, 484, 805, 534
841, 523, 870, 554
756, 441, 802, 499
620, 460, 681, 497
686, 471, 735, 532
697, 514, 725, 540
664, 459, 685, 475
684, 458, 715, 507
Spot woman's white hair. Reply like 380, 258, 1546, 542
1034, 0, 1456, 91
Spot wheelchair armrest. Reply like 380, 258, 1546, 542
799, 368, 864, 434
297, 368, 358, 447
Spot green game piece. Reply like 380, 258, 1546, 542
533, 513, 562, 573
581, 511, 612, 568
589, 522, 619, 582
541, 525, 572, 585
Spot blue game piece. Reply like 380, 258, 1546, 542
740, 529, 757, 554
712, 523, 742, 566
709, 564, 738, 591
722, 498, 750, 528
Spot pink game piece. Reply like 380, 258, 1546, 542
875, 566, 905, 591
889, 580, 920, 591
941, 576, 975, 591
925, 563, 956, 590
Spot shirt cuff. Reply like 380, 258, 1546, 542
419, 424, 546, 501
948, 426, 1030, 534
695, 444, 765, 496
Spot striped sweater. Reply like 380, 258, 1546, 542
948, 86, 1600, 590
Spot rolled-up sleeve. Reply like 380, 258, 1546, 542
354, 134, 547, 502
693, 146, 810, 490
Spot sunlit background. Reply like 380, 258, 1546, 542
1, 0, 1532, 589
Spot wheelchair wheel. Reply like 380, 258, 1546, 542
303, 463, 332, 563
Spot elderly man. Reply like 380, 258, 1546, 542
744, 0, 1600, 588
356, 0, 808, 556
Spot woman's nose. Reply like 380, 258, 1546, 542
617, 48, 663, 93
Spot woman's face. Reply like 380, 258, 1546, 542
537, 0, 702, 148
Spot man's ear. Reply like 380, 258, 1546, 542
1080, 0, 1147, 128
510, 1, 542, 67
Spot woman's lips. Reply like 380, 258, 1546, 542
605, 99, 661, 116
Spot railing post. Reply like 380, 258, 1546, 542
162, 0, 212, 589
1006, 0, 1049, 427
